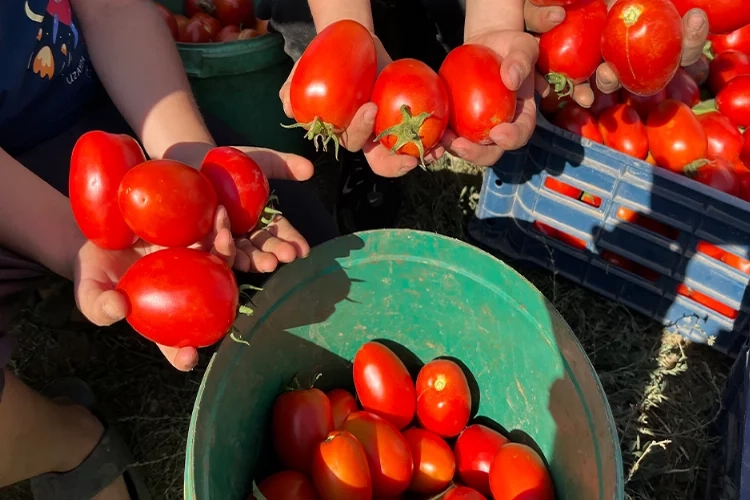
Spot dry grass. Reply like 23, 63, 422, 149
1, 153, 733, 500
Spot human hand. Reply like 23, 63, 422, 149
525, 0, 709, 106
440, 30, 539, 167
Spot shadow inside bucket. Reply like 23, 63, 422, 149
373, 338, 425, 379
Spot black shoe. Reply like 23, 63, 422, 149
334, 150, 401, 234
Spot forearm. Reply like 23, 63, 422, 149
308, 0, 375, 33
0, 149, 83, 280
464, 0, 525, 40
71, 0, 215, 165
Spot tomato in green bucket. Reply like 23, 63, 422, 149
184, 229, 624, 499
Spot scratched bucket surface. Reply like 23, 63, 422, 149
184, 229, 624, 500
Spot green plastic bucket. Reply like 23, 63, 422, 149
185, 229, 624, 499
157, 0, 313, 156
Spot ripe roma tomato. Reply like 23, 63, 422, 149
371, 59, 449, 164
439, 44, 517, 144
733, 159, 750, 202
118, 159, 218, 247
665, 68, 700, 107
709, 24, 750, 55
717, 74, 750, 127
588, 77, 619, 117
342, 411, 413, 497
352, 342, 416, 429
697, 112, 743, 161
684, 55, 710, 86
488, 443, 555, 500
620, 88, 666, 120
185, 12, 221, 42
69, 131, 145, 250
645, 99, 707, 173
708, 50, 750, 95
415, 359, 471, 437
115, 248, 238, 347
536, 0, 607, 95
598, 103, 649, 159
443, 486, 487, 500
257, 470, 319, 500
272, 388, 334, 473
153, 3, 178, 40
601, 0, 683, 96
454, 424, 509, 496
213, 0, 255, 27
175, 14, 191, 41
402, 428, 455, 494
289, 20, 377, 153
326, 389, 358, 429
684, 157, 740, 196
539, 91, 573, 118
742, 129, 750, 165
184, 0, 205, 17
216, 24, 240, 42
670, 0, 750, 35
553, 104, 604, 143
311, 430, 372, 500
200, 146, 270, 235
237, 28, 259, 39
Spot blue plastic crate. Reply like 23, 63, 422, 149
468, 113, 750, 356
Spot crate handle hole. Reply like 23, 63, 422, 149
495, 179, 503, 187
532, 221, 587, 250
615, 206, 680, 241
696, 241, 750, 275
600, 250, 660, 282
543, 177, 601, 208
676, 284, 738, 319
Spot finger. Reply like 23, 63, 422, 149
445, 135, 503, 167
595, 62, 622, 94
571, 82, 595, 107
684, 54, 710, 86
340, 103, 378, 152
279, 60, 298, 119
210, 206, 236, 266
524, 2, 565, 33
237, 238, 278, 273
362, 141, 419, 177
232, 238, 252, 272
680, 9, 709, 67
534, 71, 551, 97
490, 101, 536, 152
238, 147, 314, 181
499, 33, 538, 91
267, 216, 310, 258
75, 280, 129, 327
157, 344, 199, 372
249, 224, 298, 264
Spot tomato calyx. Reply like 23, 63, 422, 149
228, 284, 263, 346
251, 481, 268, 500
196, 0, 216, 16
546, 72, 576, 97
703, 41, 715, 61
683, 158, 715, 177
374, 104, 434, 168
282, 117, 342, 159
693, 99, 718, 116
258, 193, 281, 230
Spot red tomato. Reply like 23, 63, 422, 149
443, 486, 488, 500
289, 20, 376, 150
620, 88, 666, 121
544, 177, 583, 200
184, 0, 205, 17
311, 430, 372, 500
670, 0, 750, 35
716, 74, 750, 127
742, 129, 750, 165
439, 44, 517, 144
532, 221, 588, 250
115, 248, 238, 347
697, 112, 743, 161
175, 14, 191, 41
216, 24, 240, 42
589, 77, 619, 117
529, 0, 580, 4
539, 91, 573, 118
733, 160, 750, 201
537, 0, 608, 95
352, 342, 416, 429
616, 206, 680, 240
709, 24, 750, 55
200, 146, 270, 235
676, 284, 739, 318
601, 0, 683, 96
118, 159, 218, 247
257, 470, 319, 500
326, 389, 358, 429
684, 157, 740, 196
153, 3, 178, 40
684, 54, 710, 86
415, 359, 471, 438
665, 68, 700, 107
645, 99, 707, 174
598, 103, 649, 159
212, 0, 255, 27
341, 411, 413, 498
182, 14, 220, 43
237, 28, 260, 39
488, 443, 555, 500
371, 59, 449, 163
69, 131, 144, 250
708, 50, 750, 95
553, 104, 604, 143
454, 424, 509, 496
272, 388, 334, 473
402, 428, 455, 494
601, 250, 636, 272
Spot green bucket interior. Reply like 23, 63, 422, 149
185, 229, 624, 500
156, 0, 314, 157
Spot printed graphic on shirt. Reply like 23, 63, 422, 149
24, 0, 83, 80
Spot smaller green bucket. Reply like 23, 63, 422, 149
185, 229, 624, 499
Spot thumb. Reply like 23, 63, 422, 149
75, 284, 129, 327
279, 60, 299, 119
341, 103, 378, 152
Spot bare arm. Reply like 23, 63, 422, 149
0, 149, 83, 280
465, 0, 525, 40
308, 0, 375, 32
70, 0, 215, 165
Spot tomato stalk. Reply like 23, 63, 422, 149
282, 117, 342, 159
546, 72, 576, 97
197, 0, 216, 15
251, 481, 268, 500
683, 158, 714, 176
703, 41, 715, 61
258, 193, 281, 229
374, 104, 434, 168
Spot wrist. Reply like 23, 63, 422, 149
62, 213, 87, 282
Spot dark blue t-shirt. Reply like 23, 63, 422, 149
0, 0, 99, 155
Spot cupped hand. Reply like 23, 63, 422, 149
441, 30, 539, 167
525, 0, 709, 106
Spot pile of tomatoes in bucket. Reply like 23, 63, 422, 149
153, 0, 269, 43
68, 132, 272, 348
538, 0, 750, 202
252, 342, 555, 500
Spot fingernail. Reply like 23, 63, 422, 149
103, 302, 119, 321
453, 148, 468, 158
687, 12, 705, 32
364, 107, 377, 124
546, 9, 564, 23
